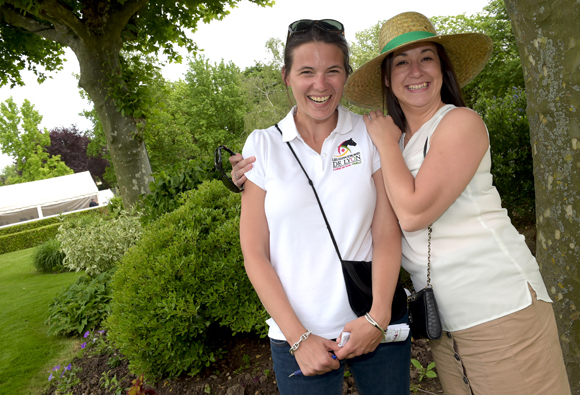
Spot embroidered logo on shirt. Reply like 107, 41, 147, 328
333, 139, 362, 171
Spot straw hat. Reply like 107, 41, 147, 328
344, 12, 493, 109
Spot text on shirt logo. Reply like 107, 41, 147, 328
333, 139, 362, 171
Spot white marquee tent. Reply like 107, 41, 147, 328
0, 171, 105, 227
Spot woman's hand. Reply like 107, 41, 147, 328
229, 153, 255, 188
333, 315, 386, 360
293, 334, 341, 376
363, 110, 403, 148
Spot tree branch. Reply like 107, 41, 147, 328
106, 0, 148, 37
36, 0, 90, 42
0, 4, 69, 46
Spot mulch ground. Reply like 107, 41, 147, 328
43, 333, 443, 395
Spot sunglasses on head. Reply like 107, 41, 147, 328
287, 19, 345, 42
214, 145, 243, 193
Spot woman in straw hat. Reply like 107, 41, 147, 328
344, 11, 571, 395
231, 11, 571, 395
238, 18, 411, 395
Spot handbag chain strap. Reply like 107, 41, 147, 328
424, 137, 433, 289
426, 225, 432, 287
274, 124, 344, 262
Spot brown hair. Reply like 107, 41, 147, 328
381, 43, 465, 132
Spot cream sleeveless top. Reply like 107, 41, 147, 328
400, 104, 551, 332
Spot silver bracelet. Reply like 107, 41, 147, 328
289, 330, 312, 355
365, 313, 386, 337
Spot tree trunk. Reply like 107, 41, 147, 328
504, 0, 580, 390
74, 39, 152, 208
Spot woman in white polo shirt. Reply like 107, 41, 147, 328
239, 19, 410, 395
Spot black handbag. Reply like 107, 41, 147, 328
275, 124, 407, 320
407, 220, 442, 340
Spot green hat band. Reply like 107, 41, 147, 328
380, 31, 437, 54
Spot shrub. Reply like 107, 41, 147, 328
45, 268, 116, 336
140, 158, 218, 225
0, 223, 61, 255
33, 238, 67, 273
474, 87, 535, 221
57, 211, 142, 276
107, 180, 268, 380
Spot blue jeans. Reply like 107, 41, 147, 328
270, 313, 411, 395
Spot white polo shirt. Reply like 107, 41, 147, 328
243, 105, 381, 340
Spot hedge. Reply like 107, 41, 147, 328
0, 208, 104, 238
0, 223, 61, 255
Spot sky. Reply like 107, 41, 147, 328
0, 0, 491, 170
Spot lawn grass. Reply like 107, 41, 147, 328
0, 248, 83, 394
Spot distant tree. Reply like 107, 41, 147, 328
349, 21, 384, 71
45, 126, 110, 188
241, 38, 292, 136
431, 0, 524, 104
0, 97, 72, 184
0, 163, 18, 186
180, 56, 247, 157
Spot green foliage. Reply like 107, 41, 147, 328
33, 238, 67, 273
0, 223, 60, 255
0, 164, 18, 186
107, 180, 268, 380
0, 217, 60, 237
0, 0, 274, 89
0, 209, 101, 237
141, 158, 218, 224
139, 80, 194, 172
45, 268, 116, 336
48, 364, 81, 393
57, 212, 142, 276
474, 87, 534, 220
411, 359, 437, 381
106, 195, 125, 215
0, 23, 65, 88
181, 56, 248, 158
106, 53, 164, 120
349, 21, 384, 70
100, 371, 124, 395
431, 0, 524, 105
0, 98, 73, 184
82, 106, 117, 187
241, 59, 292, 134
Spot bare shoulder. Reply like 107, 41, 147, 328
441, 107, 485, 131
430, 107, 488, 155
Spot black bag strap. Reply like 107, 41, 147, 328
274, 124, 344, 262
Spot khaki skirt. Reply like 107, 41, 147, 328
429, 285, 571, 395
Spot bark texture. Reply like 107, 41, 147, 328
504, 0, 580, 390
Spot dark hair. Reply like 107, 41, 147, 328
283, 26, 353, 82
381, 43, 465, 132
